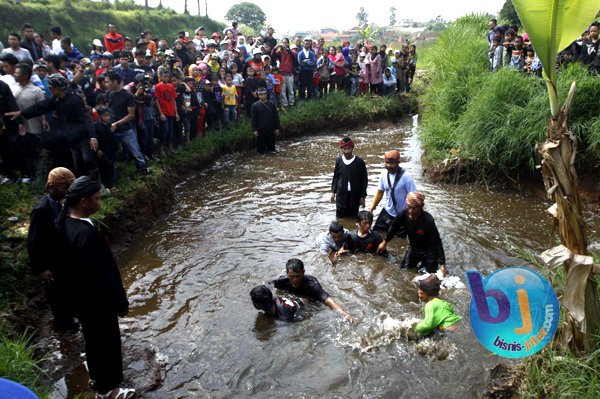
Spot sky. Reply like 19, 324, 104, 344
143, 0, 506, 35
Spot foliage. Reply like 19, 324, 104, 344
224, 2, 266, 31
389, 6, 397, 27
423, 16, 449, 34
499, 0, 521, 27
0, 331, 48, 398
356, 7, 368, 27
0, 0, 224, 54
511, 0, 600, 117
420, 15, 600, 178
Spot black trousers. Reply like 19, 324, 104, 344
298, 70, 314, 100
256, 130, 276, 154
373, 208, 395, 231
400, 246, 439, 273
77, 310, 124, 394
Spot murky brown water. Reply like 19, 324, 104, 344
53, 116, 600, 398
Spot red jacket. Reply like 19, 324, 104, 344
104, 32, 125, 54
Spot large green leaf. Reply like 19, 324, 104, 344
511, 0, 600, 116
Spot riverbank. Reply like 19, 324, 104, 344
0, 92, 417, 396
416, 15, 600, 200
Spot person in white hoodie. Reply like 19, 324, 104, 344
382, 67, 397, 95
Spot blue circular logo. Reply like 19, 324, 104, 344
466, 267, 559, 358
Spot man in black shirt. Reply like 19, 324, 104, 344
377, 192, 446, 274
58, 176, 135, 399
251, 87, 280, 153
330, 137, 368, 218
269, 258, 353, 322
104, 70, 149, 174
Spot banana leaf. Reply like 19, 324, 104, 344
511, 0, 600, 116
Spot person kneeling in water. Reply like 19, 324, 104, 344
250, 285, 304, 321
414, 274, 461, 336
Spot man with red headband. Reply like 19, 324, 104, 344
369, 149, 416, 231
330, 137, 368, 218
376, 191, 446, 274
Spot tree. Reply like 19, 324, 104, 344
224, 2, 266, 31
499, 0, 521, 27
356, 7, 368, 28
389, 6, 396, 26
512, 0, 600, 354
196, 0, 200, 16
184, 0, 189, 14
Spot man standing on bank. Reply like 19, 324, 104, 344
330, 137, 368, 218
369, 149, 416, 231
58, 176, 135, 399
251, 87, 280, 154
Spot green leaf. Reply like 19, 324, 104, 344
511, 0, 600, 116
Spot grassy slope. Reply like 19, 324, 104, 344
418, 15, 600, 180
0, 0, 223, 52
0, 92, 416, 396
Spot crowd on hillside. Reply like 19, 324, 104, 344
487, 18, 600, 75
0, 22, 418, 189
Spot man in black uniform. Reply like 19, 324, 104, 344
57, 176, 135, 399
27, 167, 78, 332
269, 258, 353, 322
330, 137, 368, 218
251, 87, 280, 154
377, 191, 446, 274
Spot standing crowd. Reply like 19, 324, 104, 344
1, 22, 417, 188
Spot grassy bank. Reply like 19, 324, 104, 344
0, 92, 416, 395
418, 15, 600, 181
515, 249, 600, 398
0, 0, 223, 53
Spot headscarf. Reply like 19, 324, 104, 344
419, 274, 441, 296
406, 191, 425, 208
339, 137, 354, 148
46, 167, 75, 191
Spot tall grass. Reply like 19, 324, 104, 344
515, 248, 600, 398
0, 331, 48, 398
420, 15, 600, 177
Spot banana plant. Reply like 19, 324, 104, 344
511, 0, 600, 353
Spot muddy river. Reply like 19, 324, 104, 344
52, 116, 600, 398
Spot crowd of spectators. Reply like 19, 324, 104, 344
487, 18, 600, 75
0, 22, 417, 190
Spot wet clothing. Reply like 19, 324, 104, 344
251, 99, 280, 153
414, 298, 461, 335
316, 231, 351, 255
373, 168, 416, 231
270, 275, 330, 303
348, 229, 386, 256
274, 296, 304, 321
58, 217, 129, 394
385, 209, 446, 273
331, 155, 368, 218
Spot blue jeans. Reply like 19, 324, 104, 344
160, 116, 175, 146
115, 128, 146, 170
223, 105, 237, 128
350, 76, 359, 96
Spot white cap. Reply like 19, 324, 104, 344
359, 52, 366, 57
304, 36, 313, 42
207, 39, 217, 46
93, 39, 103, 47
252, 48, 262, 55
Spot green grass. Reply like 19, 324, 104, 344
515, 248, 600, 398
0, 330, 48, 398
419, 15, 600, 179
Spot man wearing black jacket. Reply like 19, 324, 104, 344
330, 137, 368, 218
377, 191, 446, 274
251, 87, 280, 154
6, 75, 97, 176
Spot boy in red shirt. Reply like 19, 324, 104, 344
271, 65, 284, 109
154, 71, 179, 155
